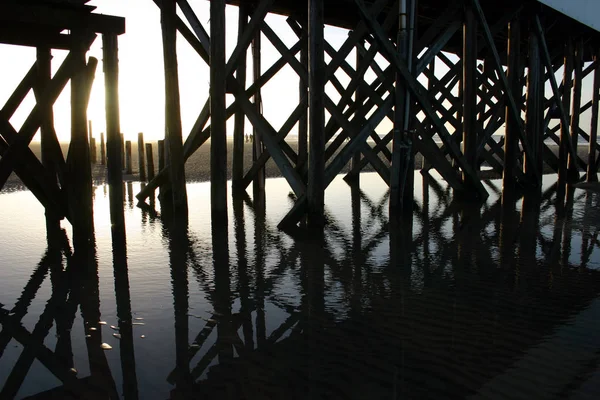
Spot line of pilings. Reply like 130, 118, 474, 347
124, 0, 600, 233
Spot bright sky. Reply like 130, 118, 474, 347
0, 0, 597, 144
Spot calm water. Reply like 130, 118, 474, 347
1, 172, 600, 399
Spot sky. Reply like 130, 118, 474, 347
0, 0, 597, 144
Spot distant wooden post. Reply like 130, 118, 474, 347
307, 0, 325, 227
232, 3, 248, 189
100, 132, 106, 165
158, 139, 165, 172
88, 120, 96, 163
161, 0, 188, 217
125, 140, 132, 174
502, 15, 521, 196
138, 132, 146, 181
587, 46, 600, 182
146, 143, 155, 182
103, 33, 125, 229
252, 21, 265, 203
120, 133, 125, 169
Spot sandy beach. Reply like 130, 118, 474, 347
2, 139, 595, 191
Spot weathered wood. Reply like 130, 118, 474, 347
138, 132, 146, 181
176, 0, 210, 54
502, 15, 522, 194
125, 140, 132, 175
211, 0, 227, 216
351, 41, 364, 182
120, 133, 125, 168
161, 0, 188, 217
463, 3, 479, 188
146, 143, 155, 183
252, 26, 265, 199
232, 3, 248, 188
298, 28, 308, 176
559, 38, 574, 187
68, 43, 95, 248
534, 15, 579, 181
354, 0, 488, 199
158, 139, 165, 172
307, 0, 326, 226
569, 39, 583, 176
102, 33, 124, 228
587, 46, 600, 182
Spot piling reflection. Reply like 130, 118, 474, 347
2, 175, 600, 398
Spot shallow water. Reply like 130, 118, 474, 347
1, 172, 600, 399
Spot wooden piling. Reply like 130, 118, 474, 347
36, 46, 61, 236
350, 41, 362, 183
307, 0, 325, 226
587, 46, 600, 182
298, 29, 309, 177
232, 3, 248, 189
161, 0, 188, 217
125, 140, 132, 174
138, 132, 146, 181
558, 38, 574, 188
158, 139, 165, 172
252, 22, 266, 202
211, 0, 228, 217
120, 133, 125, 169
524, 16, 543, 186
69, 36, 95, 247
462, 4, 478, 183
568, 38, 583, 178
146, 143, 155, 182
102, 33, 125, 228
100, 132, 106, 165
88, 120, 96, 163
502, 15, 521, 195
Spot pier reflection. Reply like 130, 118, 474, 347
2, 175, 600, 398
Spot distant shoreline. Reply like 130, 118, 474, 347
2, 141, 595, 192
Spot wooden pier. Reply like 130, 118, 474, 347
2, 0, 600, 234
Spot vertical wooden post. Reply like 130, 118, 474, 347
351, 39, 363, 184
100, 132, 106, 165
232, 3, 248, 189
146, 143, 155, 182
158, 139, 166, 172
524, 16, 543, 187
125, 140, 132, 174
211, 0, 228, 218
120, 133, 125, 169
462, 4, 478, 183
569, 38, 583, 179
138, 132, 146, 181
502, 15, 521, 196
70, 36, 94, 247
88, 120, 97, 163
307, 0, 325, 226
298, 29, 309, 178
36, 46, 61, 237
252, 23, 266, 202
103, 33, 125, 228
161, 0, 188, 217
558, 38, 574, 188
587, 46, 600, 182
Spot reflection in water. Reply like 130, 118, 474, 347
2, 173, 600, 398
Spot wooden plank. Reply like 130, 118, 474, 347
559, 38, 574, 186
569, 38, 583, 175
354, 0, 488, 199
252, 27, 265, 198
176, 0, 210, 53
211, 0, 227, 216
298, 29, 308, 176
232, 3, 248, 188
588, 46, 600, 181
161, 0, 188, 216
